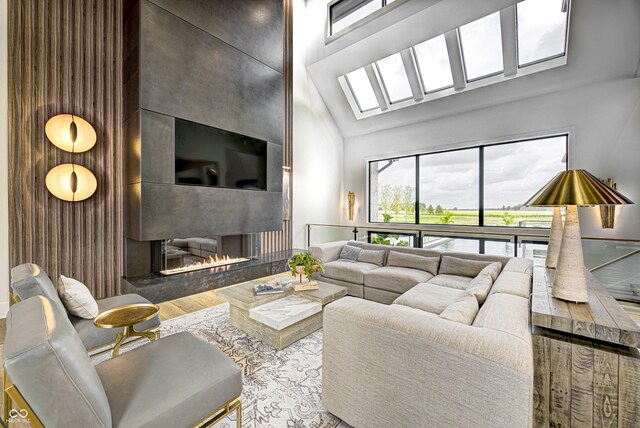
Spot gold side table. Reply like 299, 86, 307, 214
94, 303, 160, 357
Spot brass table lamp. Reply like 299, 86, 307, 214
524, 169, 633, 302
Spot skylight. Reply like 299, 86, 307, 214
413, 35, 454, 93
375, 53, 413, 103
345, 67, 379, 112
459, 12, 504, 81
517, 0, 569, 66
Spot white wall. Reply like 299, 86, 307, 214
0, 0, 9, 317
292, 0, 345, 248
344, 78, 640, 240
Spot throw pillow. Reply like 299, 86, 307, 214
438, 255, 493, 278
387, 251, 440, 275
57, 275, 99, 319
478, 261, 502, 282
357, 249, 386, 266
439, 293, 479, 325
339, 245, 362, 262
465, 273, 494, 305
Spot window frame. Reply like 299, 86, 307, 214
457, 11, 505, 83
374, 53, 414, 104
344, 67, 380, 113
367, 133, 569, 228
411, 35, 455, 94
515, 0, 571, 69
328, 0, 394, 37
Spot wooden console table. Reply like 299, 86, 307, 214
531, 262, 640, 428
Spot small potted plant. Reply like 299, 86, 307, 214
288, 252, 324, 283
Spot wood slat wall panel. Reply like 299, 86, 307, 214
260, 0, 293, 256
8, 0, 123, 299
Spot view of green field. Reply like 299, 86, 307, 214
373, 209, 553, 227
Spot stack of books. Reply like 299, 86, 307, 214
254, 283, 285, 296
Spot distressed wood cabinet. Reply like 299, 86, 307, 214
531, 264, 640, 427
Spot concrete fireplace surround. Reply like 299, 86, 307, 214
122, 0, 287, 295
124, 0, 284, 242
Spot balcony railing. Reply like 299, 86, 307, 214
306, 223, 640, 304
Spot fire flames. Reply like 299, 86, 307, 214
160, 254, 251, 276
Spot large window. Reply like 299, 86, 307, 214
484, 136, 567, 227
369, 157, 416, 223
369, 134, 568, 227
419, 148, 479, 225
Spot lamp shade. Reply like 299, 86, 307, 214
45, 164, 97, 202
523, 169, 634, 207
45, 114, 96, 153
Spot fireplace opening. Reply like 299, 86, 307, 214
152, 234, 258, 276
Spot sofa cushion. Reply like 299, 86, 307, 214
439, 255, 493, 278
439, 293, 479, 325
488, 271, 532, 299
387, 251, 440, 275
57, 275, 99, 319
357, 249, 386, 266
364, 266, 433, 294
473, 293, 530, 343
465, 273, 494, 305
393, 283, 465, 315
478, 262, 502, 282
71, 294, 161, 351
323, 260, 379, 285
339, 245, 361, 262
502, 257, 534, 276
97, 332, 242, 428
427, 274, 473, 290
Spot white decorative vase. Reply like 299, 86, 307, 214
552, 205, 588, 302
545, 207, 563, 269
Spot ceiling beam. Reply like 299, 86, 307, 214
444, 30, 466, 91
500, 6, 518, 77
400, 49, 424, 102
365, 64, 389, 111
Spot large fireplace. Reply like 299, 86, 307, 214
152, 234, 258, 276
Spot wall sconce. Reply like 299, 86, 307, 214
599, 178, 617, 229
45, 113, 98, 202
45, 163, 97, 202
45, 114, 96, 153
348, 191, 355, 221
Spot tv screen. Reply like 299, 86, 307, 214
175, 118, 267, 191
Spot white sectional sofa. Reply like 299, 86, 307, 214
311, 240, 534, 428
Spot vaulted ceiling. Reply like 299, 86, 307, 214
304, 0, 640, 138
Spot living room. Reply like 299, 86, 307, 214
0, 0, 639, 427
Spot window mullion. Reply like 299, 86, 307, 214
415, 155, 420, 225
479, 146, 484, 227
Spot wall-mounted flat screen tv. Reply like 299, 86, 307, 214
175, 118, 267, 191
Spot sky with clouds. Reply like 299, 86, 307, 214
374, 136, 566, 210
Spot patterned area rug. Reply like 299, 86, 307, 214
93, 304, 350, 428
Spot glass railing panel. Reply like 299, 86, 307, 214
584, 239, 640, 304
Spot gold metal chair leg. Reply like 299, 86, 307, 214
3, 371, 10, 424
236, 400, 242, 428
